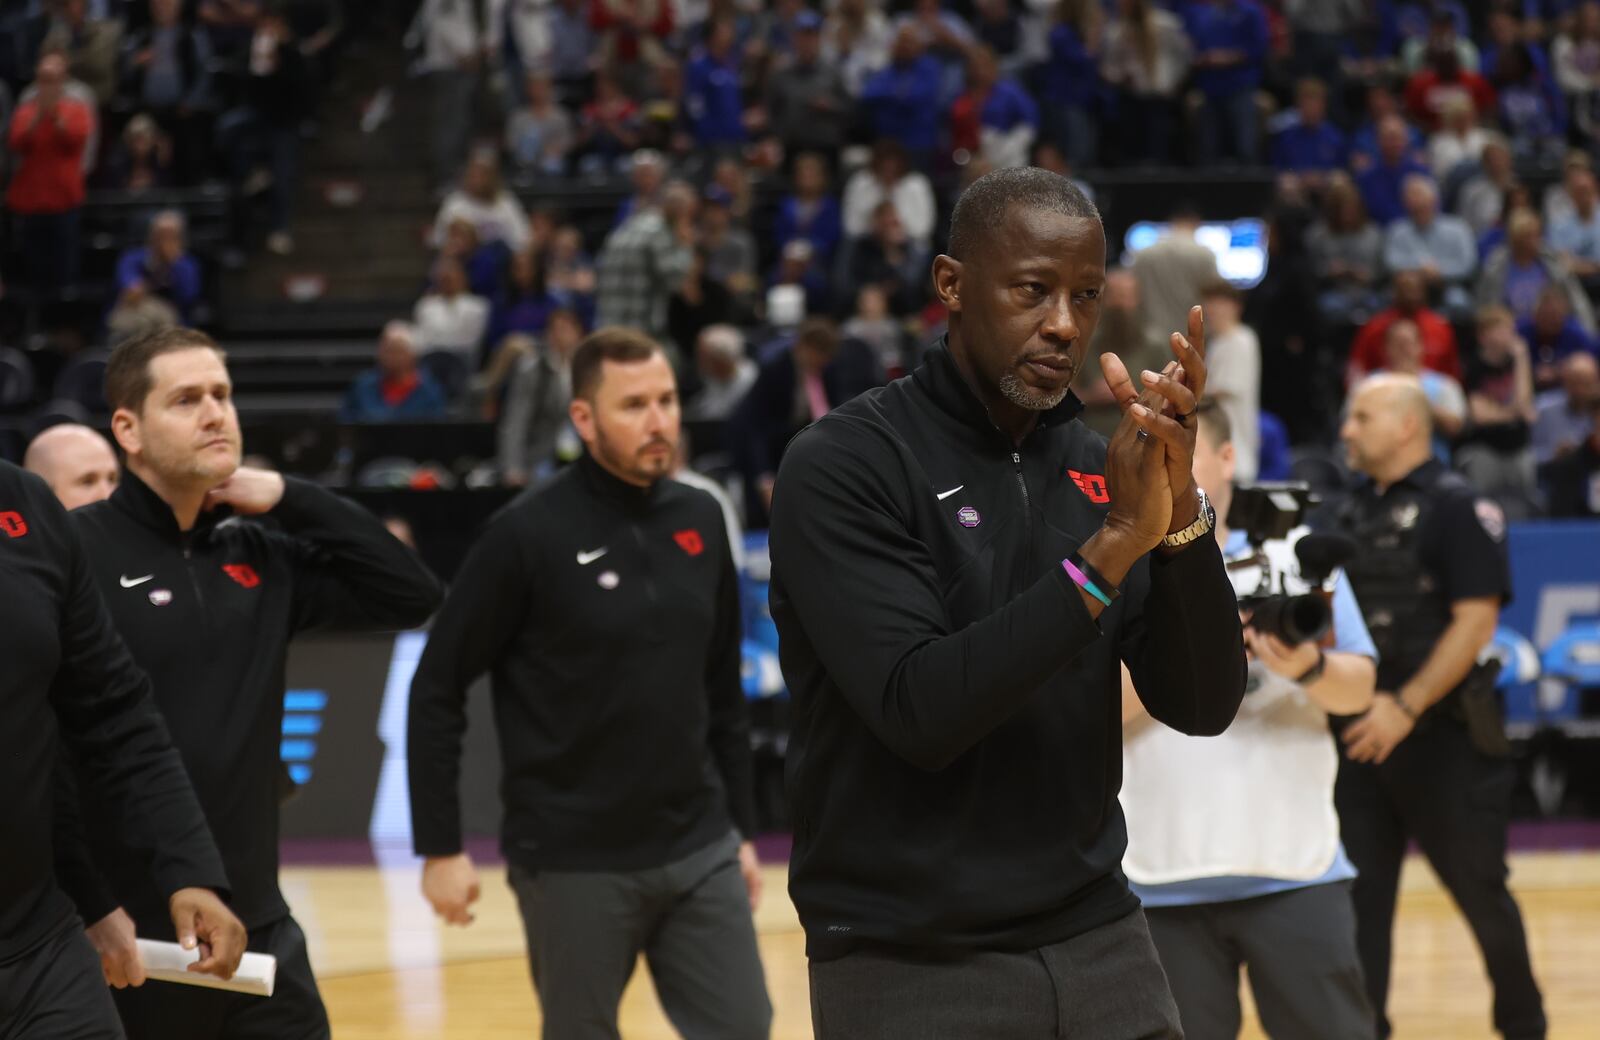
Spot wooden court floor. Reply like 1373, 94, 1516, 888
284, 851, 1600, 1039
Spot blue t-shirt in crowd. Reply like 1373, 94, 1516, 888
861, 55, 944, 155
685, 50, 745, 145
1270, 119, 1348, 173
1356, 159, 1432, 226
1181, 0, 1270, 99
1503, 260, 1552, 323
1041, 23, 1101, 108
980, 78, 1040, 132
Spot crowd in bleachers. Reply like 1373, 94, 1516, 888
361, 0, 1599, 520
0, 0, 342, 318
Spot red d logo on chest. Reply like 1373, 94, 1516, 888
222, 563, 261, 588
1067, 469, 1110, 504
0, 511, 26, 538
674, 529, 705, 556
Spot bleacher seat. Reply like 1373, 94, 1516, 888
52, 350, 110, 414
0, 349, 34, 413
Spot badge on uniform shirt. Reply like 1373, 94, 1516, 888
1392, 502, 1421, 530
1475, 498, 1507, 542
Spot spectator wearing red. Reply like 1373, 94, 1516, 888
1347, 269, 1462, 385
948, 45, 1038, 169
6, 53, 92, 293
1404, 46, 1495, 132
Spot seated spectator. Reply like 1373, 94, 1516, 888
121, 0, 212, 178
498, 309, 586, 486
1040, 0, 1105, 168
97, 111, 173, 191
949, 45, 1038, 169
1404, 37, 1495, 132
1384, 173, 1477, 315
1379, 317, 1467, 458
730, 318, 884, 524
768, 239, 832, 318
685, 16, 746, 151
1476, 209, 1597, 331
432, 150, 532, 255
842, 283, 911, 378
575, 69, 642, 173
1458, 306, 1540, 513
44, 0, 120, 104
1548, 166, 1600, 284
1100, 0, 1191, 165
1181, 0, 1269, 165
113, 210, 202, 323
1541, 150, 1593, 228
1427, 94, 1489, 180
1200, 279, 1262, 483
198, 0, 263, 58
6, 53, 92, 293
822, 0, 893, 98
687, 323, 756, 420
1455, 134, 1517, 235
1490, 41, 1566, 167
340, 321, 450, 423
1520, 284, 1600, 389
1356, 115, 1432, 226
546, 224, 597, 315
505, 71, 574, 177
1348, 269, 1462, 383
668, 248, 736, 359
858, 26, 943, 167
841, 138, 936, 249
1533, 351, 1600, 463
636, 57, 690, 158
1307, 172, 1385, 320
700, 187, 758, 300
1399, 7, 1480, 77
838, 200, 929, 320
709, 155, 754, 224
1349, 83, 1427, 173
591, 0, 673, 95
761, 10, 849, 155
488, 247, 557, 346
218, 9, 310, 255
611, 149, 666, 229
596, 179, 698, 346
436, 217, 506, 299
1542, 394, 1600, 516
414, 258, 491, 365
774, 151, 842, 268
1269, 77, 1346, 181
1553, 2, 1600, 146
971, 0, 1030, 76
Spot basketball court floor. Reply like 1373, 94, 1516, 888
283, 846, 1600, 1039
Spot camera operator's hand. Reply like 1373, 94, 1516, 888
1343, 693, 1415, 764
1245, 628, 1320, 681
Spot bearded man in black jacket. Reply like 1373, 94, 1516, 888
770, 166, 1248, 1038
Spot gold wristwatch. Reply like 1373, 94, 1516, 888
1161, 487, 1216, 549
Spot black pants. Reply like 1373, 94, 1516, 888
1335, 719, 1546, 1040
507, 831, 770, 1040
111, 915, 329, 1040
808, 909, 1183, 1039
1144, 882, 1371, 1040
0, 917, 124, 1039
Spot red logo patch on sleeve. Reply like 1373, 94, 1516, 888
222, 563, 261, 588
1067, 470, 1111, 504
673, 529, 705, 556
0, 511, 27, 538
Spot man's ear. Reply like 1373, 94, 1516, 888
111, 407, 141, 458
931, 254, 963, 312
569, 396, 595, 445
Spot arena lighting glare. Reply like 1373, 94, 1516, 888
1121, 218, 1268, 289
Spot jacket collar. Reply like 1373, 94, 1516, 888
110, 466, 228, 541
913, 338, 1084, 446
577, 449, 661, 512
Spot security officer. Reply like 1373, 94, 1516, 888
1331, 374, 1546, 1040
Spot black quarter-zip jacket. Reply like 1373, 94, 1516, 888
770, 343, 1247, 959
0, 462, 226, 962
407, 452, 757, 872
58, 470, 443, 935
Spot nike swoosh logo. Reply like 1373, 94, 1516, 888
120, 574, 154, 588
935, 485, 965, 501
576, 548, 609, 566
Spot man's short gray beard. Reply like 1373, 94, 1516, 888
998, 371, 1070, 411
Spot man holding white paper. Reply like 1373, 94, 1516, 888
1, 458, 245, 1039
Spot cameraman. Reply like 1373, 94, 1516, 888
1121, 401, 1378, 1040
